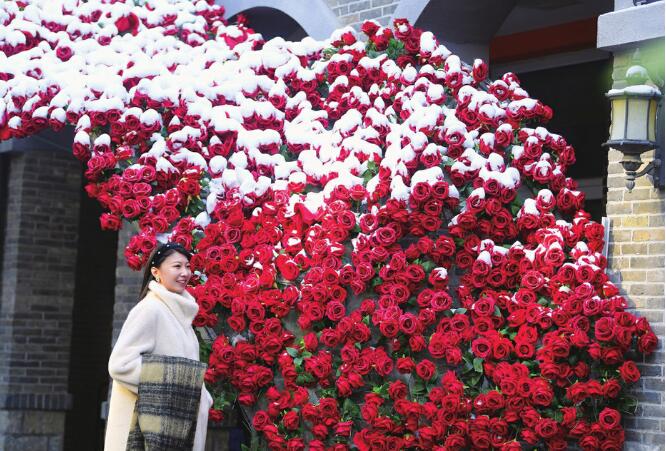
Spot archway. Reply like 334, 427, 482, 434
229, 7, 307, 42
222, 0, 339, 40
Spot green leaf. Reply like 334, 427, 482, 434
342, 398, 360, 419
421, 260, 436, 273
320, 388, 336, 398
213, 395, 227, 410
386, 38, 406, 60
323, 47, 339, 58
296, 372, 315, 385
412, 378, 426, 396
618, 396, 638, 414
198, 337, 212, 363
467, 373, 483, 386
473, 357, 484, 373
286, 347, 299, 358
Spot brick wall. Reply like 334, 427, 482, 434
0, 149, 81, 450
605, 49, 665, 450
325, 0, 400, 29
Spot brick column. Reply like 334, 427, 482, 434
326, 0, 400, 29
110, 224, 143, 347
605, 49, 665, 450
0, 149, 81, 450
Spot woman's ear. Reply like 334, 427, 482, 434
151, 267, 159, 279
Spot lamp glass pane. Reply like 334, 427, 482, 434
610, 97, 626, 140
648, 98, 658, 142
626, 97, 649, 140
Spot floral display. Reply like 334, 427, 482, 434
0, 0, 658, 449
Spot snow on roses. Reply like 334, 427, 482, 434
0, 1, 658, 449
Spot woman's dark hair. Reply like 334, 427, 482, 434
138, 242, 193, 300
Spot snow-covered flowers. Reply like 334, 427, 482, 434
0, 2, 657, 449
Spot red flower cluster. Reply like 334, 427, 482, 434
0, 3, 658, 449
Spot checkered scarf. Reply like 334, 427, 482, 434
126, 354, 207, 451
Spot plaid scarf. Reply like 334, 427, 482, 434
126, 354, 207, 451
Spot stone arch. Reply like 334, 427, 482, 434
222, 0, 340, 40
390, 0, 430, 25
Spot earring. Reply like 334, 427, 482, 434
155, 276, 161, 283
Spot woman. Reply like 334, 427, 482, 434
105, 242, 213, 451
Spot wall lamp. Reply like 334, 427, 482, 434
604, 52, 663, 191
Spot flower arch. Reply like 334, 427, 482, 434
0, 1, 658, 450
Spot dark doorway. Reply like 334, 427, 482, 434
230, 7, 308, 41
64, 174, 118, 450
516, 58, 613, 220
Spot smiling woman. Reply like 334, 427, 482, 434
105, 242, 213, 451
143, 242, 193, 297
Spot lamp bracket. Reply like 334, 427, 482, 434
635, 159, 659, 178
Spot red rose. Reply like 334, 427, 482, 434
276, 255, 300, 281
579, 435, 600, 450
335, 421, 353, 437
361, 20, 380, 37
529, 379, 554, 406
121, 199, 142, 219
177, 177, 201, 196
472, 337, 492, 359
444, 435, 467, 449
325, 301, 346, 321
411, 182, 431, 203
638, 332, 658, 354
287, 438, 305, 451
602, 379, 621, 398
388, 380, 408, 400
415, 359, 436, 380
100, 213, 122, 231
336, 378, 352, 397
472, 59, 488, 82
396, 357, 415, 374
209, 408, 224, 423
618, 360, 640, 383
535, 418, 558, 438
55, 45, 72, 61
115, 12, 139, 35
252, 410, 271, 431
598, 407, 621, 430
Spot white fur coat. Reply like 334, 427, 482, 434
104, 280, 213, 451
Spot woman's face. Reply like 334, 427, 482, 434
151, 251, 192, 294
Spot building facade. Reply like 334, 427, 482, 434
0, 0, 663, 449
